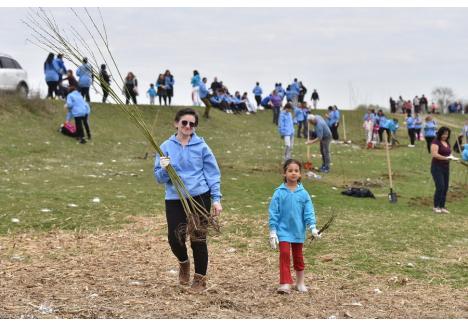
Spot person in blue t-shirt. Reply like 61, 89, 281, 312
423, 115, 437, 153
252, 82, 263, 108
406, 113, 416, 147
147, 83, 157, 105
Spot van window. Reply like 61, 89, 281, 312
0, 57, 20, 69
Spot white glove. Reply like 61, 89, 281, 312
269, 230, 279, 250
448, 155, 459, 161
159, 156, 170, 169
310, 226, 321, 239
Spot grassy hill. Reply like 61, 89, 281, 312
0, 94, 467, 316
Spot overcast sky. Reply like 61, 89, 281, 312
2, 7, 468, 109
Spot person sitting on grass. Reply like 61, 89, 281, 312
268, 158, 320, 294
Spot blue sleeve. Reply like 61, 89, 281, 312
268, 190, 280, 232
154, 146, 171, 184
202, 145, 222, 203
303, 192, 316, 229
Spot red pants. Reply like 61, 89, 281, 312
279, 242, 304, 284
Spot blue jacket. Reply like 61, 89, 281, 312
54, 58, 66, 75
147, 87, 157, 97
154, 133, 222, 202
385, 120, 398, 133
260, 95, 271, 106
44, 61, 61, 82
199, 82, 209, 99
314, 116, 332, 139
424, 120, 437, 137
327, 110, 339, 126
278, 110, 294, 136
294, 106, 305, 122
191, 75, 201, 87
377, 115, 387, 127
252, 86, 263, 96
165, 76, 174, 89
269, 183, 316, 243
406, 116, 415, 129
414, 117, 422, 129
76, 64, 93, 87
462, 144, 468, 161
66, 90, 89, 120
290, 82, 300, 95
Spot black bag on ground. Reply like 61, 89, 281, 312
341, 187, 376, 199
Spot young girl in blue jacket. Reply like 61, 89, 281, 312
278, 103, 295, 162
269, 159, 320, 294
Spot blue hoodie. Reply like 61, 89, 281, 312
44, 61, 61, 82
278, 110, 294, 136
154, 133, 222, 202
269, 183, 316, 243
414, 116, 422, 130
252, 85, 263, 96
423, 120, 437, 137
165, 75, 175, 89
191, 75, 201, 87
199, 81, 209, 99
294, 106, 305, 122
147, 87, 157, 97
406, 116, 415, 129
462, 144, 468, 161
76, 64, 93, 87
290, 82, 300, 95
66, 90, 89, 120
260, 95, 271, 107
54, 58, 66, 75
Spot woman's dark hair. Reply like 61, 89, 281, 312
436, 126, 451, 142
175, 108, 199, 127
283, 159, 302, 183
193, 70, 199, 76
45, 53, 54, 66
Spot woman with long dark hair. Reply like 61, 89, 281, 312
164, 70, 175, 106
430, 126, 456, 214
156, 73, 167, 106
43, 53, 60, 98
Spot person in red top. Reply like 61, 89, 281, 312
430, 126, 458, 214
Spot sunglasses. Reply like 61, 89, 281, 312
180, 120, 196, 128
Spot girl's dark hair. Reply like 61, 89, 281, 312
175, 108, 199, 127
193, 70, 199, 76
283, 159, 302, 183
436, 126, 451, 142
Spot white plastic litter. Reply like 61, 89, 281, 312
92, 197, 101, 203
38, 304, 54, 314
67, 204, 78, 208
11, 218, 20, 223
374, 288, 382, 294
41, 208, 51, 213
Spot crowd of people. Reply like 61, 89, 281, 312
41, 55, 468, 295
390, 95, 467, 115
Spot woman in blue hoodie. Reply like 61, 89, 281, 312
43, 53, 61, 99
269, 159, 319, 294
154, 108, 222, 293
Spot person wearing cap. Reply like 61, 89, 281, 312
306, 114, 332, 173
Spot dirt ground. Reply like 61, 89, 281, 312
1, 216, 467, 319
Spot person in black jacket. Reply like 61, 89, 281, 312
99, 64, 111, 103
298, 81, 307, 103
311, 89, 319, 109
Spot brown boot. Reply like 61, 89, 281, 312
178, 260, 190, 285
190, 273, 207, 293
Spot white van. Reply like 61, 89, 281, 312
0, 53, 29, 97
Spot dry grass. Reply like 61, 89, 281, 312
1, 216, 466, 319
